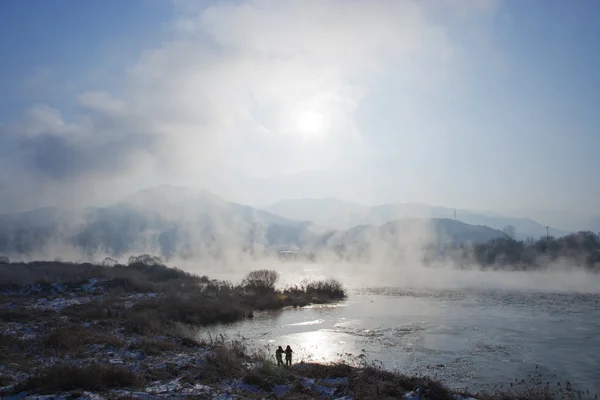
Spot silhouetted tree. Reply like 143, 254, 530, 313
102, 257, 118, 267
466, 230, 600, 270
242, 269, 280, 292
128, 254, 163, 266
502, 225, 516, 241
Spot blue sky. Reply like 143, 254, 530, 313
0, 0, 172, 117
0, 0, 598, 220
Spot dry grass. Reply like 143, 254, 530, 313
472, 376, 587, 400
0, 259, 200, 290
1, 260, 347, 330
21, 363, 141, 393
283, 278, 347, 302
60, 298, 123, 322
121, 294, 249, 335
292, 362, 453, 400
128, 337, 179, 355
199, 338, 250, 383
0, 374, 15, 387
43, 323, 124, 355
0, 333, 24, 362
243, 360, 295, 391
0, 307, 53, 322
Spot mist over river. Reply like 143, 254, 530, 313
198, 265, 600, 396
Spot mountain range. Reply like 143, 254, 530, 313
266, 198, 573, 240
0, 185, 588, 261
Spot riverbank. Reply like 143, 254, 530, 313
0, 260, 585, 399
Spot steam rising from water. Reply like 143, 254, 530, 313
3, 198, 599, 295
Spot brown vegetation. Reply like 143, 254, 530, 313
43, 323, 124, 354
284, 278, 346, 300
1, 258, 346, 333
242, 269, 281, 292
20, 364, 140, 393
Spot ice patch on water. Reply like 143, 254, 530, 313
302, 303, 346, 310
286, 319, 325, 327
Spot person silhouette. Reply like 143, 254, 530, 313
284, 345, 293, 366
275, 346, 284, 366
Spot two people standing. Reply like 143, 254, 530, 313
275, 345, 293, 366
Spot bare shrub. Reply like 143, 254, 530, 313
242, 269, 280, 292
284, 278, 347, 301
201, 339, 249, 382
122, 309, 164, 335
168, 322, 202, 347
128, 254, 163, 266
304, 278, 346, 299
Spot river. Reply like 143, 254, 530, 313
198, 265, 600, 397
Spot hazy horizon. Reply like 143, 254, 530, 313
0, 182, 595, 234
1, 0, 599, 221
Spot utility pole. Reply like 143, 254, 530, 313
546, 226, 549, 240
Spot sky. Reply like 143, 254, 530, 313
0, 0, 598, 217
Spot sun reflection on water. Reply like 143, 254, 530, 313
276, 329, 362, 364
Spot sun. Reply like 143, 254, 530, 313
295, 109, 325, 137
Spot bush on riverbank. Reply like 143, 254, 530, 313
241, 269, 280, 292
0, 258, 201, 293
0, 258, 347, 331
284, 277, 347, 300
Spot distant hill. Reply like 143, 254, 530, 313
266, 198, 570, 240
0, 186, 521, 262
324, 218, 505, 261
0, 186, 322, 260
265, 198, 369, 229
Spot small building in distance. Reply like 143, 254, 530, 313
266, 244, 301, 260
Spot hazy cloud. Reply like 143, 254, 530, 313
0, 0, 500, 212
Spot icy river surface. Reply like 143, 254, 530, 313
200, 272, 600, 395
